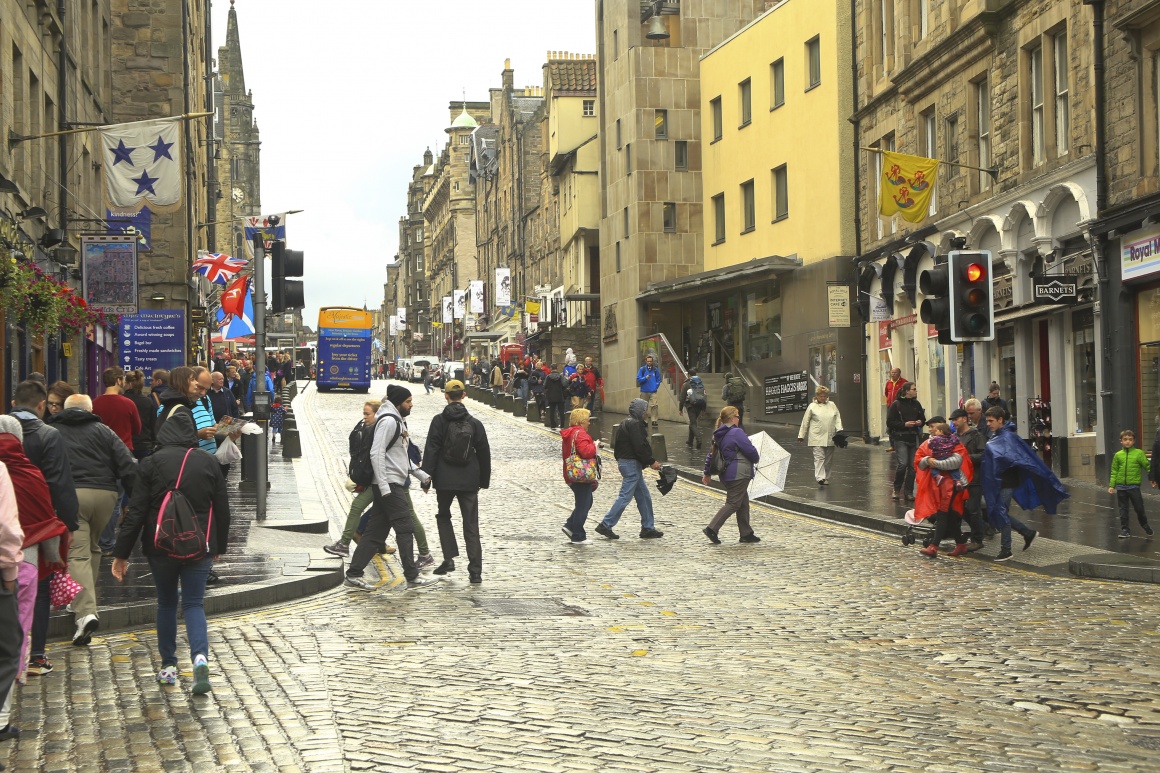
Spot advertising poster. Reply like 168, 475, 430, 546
764, 372, 810, 415
389, 315, 398, 337
82, 235, 138, 315
469, 280, 484, 314
827, 285, 851, 327
453, 289, 466, 320
397, 307, 406, 326
495, 268, 511, 306
442, 296, 453, 324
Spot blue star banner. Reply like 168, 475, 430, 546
100, 117, 182, 210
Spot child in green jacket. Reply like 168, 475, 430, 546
1108, 429, 1155, 538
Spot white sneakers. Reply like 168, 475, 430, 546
73, 614, 99, 646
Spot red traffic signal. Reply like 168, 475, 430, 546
948, 251, 994, 342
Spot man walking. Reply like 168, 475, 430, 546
422, 380, 491, 583
53, 394, 136, 645
596, 398, 664, 540
723, 372, 748, 427
636, 354, 662, 428
489, 358, 505, 398
544, 364, 568, 430
679, 370, 707, 449
92, 367, 142, 553
583, 356, 603, 411
344, 385, 435, 591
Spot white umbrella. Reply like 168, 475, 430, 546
748, 431, 791, 499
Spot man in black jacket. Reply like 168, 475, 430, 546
421, 380, 491, 583
543, 364, 567, 429
952, 407, 988, 550
596, 398, 664, 540
10, 379, 78, 675
54, 394, 137, 645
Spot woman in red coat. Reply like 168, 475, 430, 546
912, 427, 974, 558
560, 408, 599, 544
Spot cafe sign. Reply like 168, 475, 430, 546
1122, 225, 1160, 281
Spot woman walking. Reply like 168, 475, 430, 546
701, 406, 761, 544
886, 382, 926, 501
560, 408, 600, 544
111, 409, 231, 695
325, 400, 384, 557
123, 370, 156, 459
797, 386, 844, 485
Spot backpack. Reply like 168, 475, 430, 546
154, 449, 213, 561
441, 417, 476, 466
686, 382, 707, 408
726, 377, 747, 404
709, 440, 726, 477
349, 416, 402, 486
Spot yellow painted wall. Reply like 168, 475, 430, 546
700, 0, 855, 271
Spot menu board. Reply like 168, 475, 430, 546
764, 371, 810, 415
120, 310, 185, 375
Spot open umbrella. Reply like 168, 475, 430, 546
747, 431, 791, 499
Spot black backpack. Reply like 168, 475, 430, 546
348, 416, 401, 486
153, 449, 213, 561
441, 417, 475, 466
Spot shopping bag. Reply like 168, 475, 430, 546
49, 570, 83, 610
215, 437, 242, 465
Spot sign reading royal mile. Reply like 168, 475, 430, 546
1122, 225, 1160, 281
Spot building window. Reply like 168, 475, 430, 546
613, 30, 618, 60
623, 207, 630, 238
675, 140, 688, 170
944, 114, 959, 180
771, 59, 785, 109
1029, 44, 1045, 165
806, 36, 821, 89
922, 110, 938, 214
878, 0, 894, 66
711, 97, 723, 141
741, 180, 755, 232
976, 77, 992, 191
739, 78, 752, 126
458, 134, 470, 145
712, 194, 726, 244
1073, 306, 1097, 433
626, 143, 632, 174
655, 109, 667, 139
583, 99, 595, 117
616, 118, 622, 149
773, 165, 788, 221
1054, 31, 1069, 156
917, 0, 929, 40
615, 241, 621, 272
663, 202, 676, 232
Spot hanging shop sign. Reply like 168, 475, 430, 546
1032, 276, 1079, 304
827, 284, 851, 328
1122, 225, 1160, 281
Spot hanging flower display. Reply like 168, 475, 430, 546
1, 262, 103, 336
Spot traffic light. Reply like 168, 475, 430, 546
919, 260, 953, 345
270, 241, 305, 313
948, 250, 994, 342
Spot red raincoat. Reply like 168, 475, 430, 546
0, 434, 70, 578
912, 439, 974, 522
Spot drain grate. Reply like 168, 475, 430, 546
473, 598, 589, 617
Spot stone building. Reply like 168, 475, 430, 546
595, 0, 767, 414
110, 0, 214, 366
394, 147, 435, 357
0, 0, 113, 395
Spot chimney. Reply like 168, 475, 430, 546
503, 58, 514, 90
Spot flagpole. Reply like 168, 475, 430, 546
860, 146, 999, 181
252, 238, 269, 521
7, 112, 215, 145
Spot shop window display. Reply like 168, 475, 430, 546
1071, 308, 1097, 434
744, 283, 782, 361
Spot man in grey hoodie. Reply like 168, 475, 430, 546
344, 385, 436, 591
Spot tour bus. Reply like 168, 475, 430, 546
316, 307, 373, 392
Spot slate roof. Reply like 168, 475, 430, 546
547, 59, 597, 96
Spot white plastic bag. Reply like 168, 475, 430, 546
216, 437, 242, 465
239, 422, 263, 435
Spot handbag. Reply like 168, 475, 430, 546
564, 435, 601, 484
49, 570, 83, 610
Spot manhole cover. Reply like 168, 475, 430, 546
473, 598, 589, 617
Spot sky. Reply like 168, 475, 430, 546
212, 0, 596, 327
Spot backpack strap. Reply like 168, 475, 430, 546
175, 448, 194, 487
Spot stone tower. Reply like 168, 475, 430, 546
215, 0, 262, 259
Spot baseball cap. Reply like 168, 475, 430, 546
925, 415, 946, 426
444, 379, 465, 392
949, 409, 969, 421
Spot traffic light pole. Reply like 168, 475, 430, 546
252, 239, 269, 521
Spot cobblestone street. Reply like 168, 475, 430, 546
8, 381, 1160, 772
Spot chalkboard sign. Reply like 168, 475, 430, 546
764, 372, 810, 415
120, 310, 186, 375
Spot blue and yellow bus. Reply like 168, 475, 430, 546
316, 307, 373, 393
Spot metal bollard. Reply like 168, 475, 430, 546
514, 397, 527, 417
281, 427, 302, 458
651, 433, 668, 463
587, 415, 602, 442
611, 423, 620, 448
501, 394, 515, 413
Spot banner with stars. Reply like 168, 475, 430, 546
100, 117, 183, 211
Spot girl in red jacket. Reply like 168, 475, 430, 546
560, 408, 599, 544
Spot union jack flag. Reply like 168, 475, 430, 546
193, 252, 247, 285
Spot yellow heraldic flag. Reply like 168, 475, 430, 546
878, 150, 940, 223
525, 300, 541, 315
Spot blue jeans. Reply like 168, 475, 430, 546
602, 460, 655, 531
999, 487, 1034, 553
147, 554, 214, 668
518, 382, 529, 402
565, 482, 595, 540
99, 481, 128, 551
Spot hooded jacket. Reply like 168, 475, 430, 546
114, 409, 231, 559
886, 395, 927, 441
155, 387, 194, 438
53, 408, 137, 493
421, 401, 491, 491
614, 399, 655, 467
705, 423, 759, 481
981, 422, 1069, 528
913, 438, 974, 521
10, 407, 79, 531
369, 401, 430, 493
560, 424, 598, 483
544, 372, 567, 403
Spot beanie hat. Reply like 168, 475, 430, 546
0, 415, 22, 442
386, 384, 412, 407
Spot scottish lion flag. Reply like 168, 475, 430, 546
878, 150, 939, 224
242, 214, 287, 257
100, 118, 183, 210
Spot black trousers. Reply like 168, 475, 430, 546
347, 484, 417, 582
931, 510, 967, 546
965, 485, 986, 542
1118, 487, 1150, 529
436, 489, 482, 576
548, 401, 566, 428
0, 581, 21, 716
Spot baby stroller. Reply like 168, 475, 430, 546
900, 509, 937, 548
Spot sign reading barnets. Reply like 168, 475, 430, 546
764, 372, 810, 415
1032, 276, 1079, 303
82, 235, 138, 315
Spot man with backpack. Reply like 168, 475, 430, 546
723, 373, 748, 428
679, 370, 708, 449
344, 385, 436, 591
421, 380, 491, 583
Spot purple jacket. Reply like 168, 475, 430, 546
704, 424, 759, 482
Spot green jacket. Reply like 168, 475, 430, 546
1110, 447, 1150, 487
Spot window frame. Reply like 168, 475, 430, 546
1053, 31, 1069, 157
626, 142, 632, 175
662, 202, 677, 233
806, 36, 821, 90
772, 165, 788, 222
710, 97, 723, 142
675, 140, 689, 171
623, 207, 630, 239
770, 58, 785, 110
583, 99, 595, 117
616, 118, 622, 149
1029, 43, 1045, 165
712, 193, 726, 245
741, 179, 756, 233
739, 78, 752, 127
655, 108, 668, 140
975, 77, 992, 191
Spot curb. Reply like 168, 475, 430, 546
1069, 553, 1160, 584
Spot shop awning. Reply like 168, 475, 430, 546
636, 255, 803, 303
464, 331, 506, 341
994, 301, 1093, 324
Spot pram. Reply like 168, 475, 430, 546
901, 509, 937, 548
